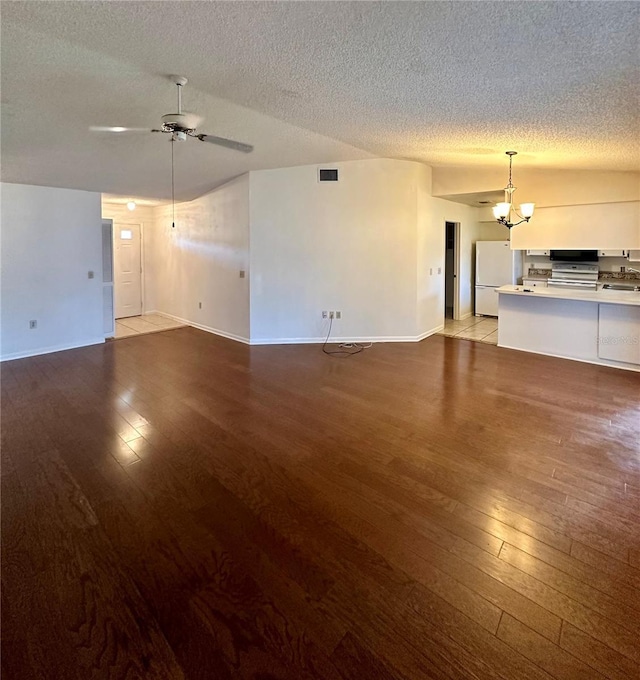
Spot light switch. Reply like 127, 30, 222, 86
88, 271, 95, 279
239, 270, 246, 279
430, 268, 433, 275
438, 267, 442, 274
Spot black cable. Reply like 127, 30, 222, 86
322, 317, 368, 357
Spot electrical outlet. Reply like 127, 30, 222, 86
29, 320, 37, 329
239, 270, 246, 278
430, 268, 433, 275
87, 270, 95, 279
438, 267, 442, 274
322, 311, 328, 319
329, 311, 335, 319
199, 302, 202, 309
335, 311, 341, 319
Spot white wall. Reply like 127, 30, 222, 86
146, 175, 250, 342
1, 183, 103, 360
249, 159, 426, 343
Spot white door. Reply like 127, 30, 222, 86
114, 224, 142, 319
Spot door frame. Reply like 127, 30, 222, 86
113, 220, 145, 318
444, 221, 461, 321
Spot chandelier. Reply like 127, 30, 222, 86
493, 151, 535, 229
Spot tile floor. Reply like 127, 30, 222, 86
114, 313, 186, 339
438, 316, 498, 344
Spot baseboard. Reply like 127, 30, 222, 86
0, 337, 105, 362
416, 324, 445, 341
458, 312, 473, 320
249, 333, 442, 346
154, 311, 251, 345
498, 343, 640, 373
150, 312, 445, 347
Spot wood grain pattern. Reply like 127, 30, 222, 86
2, 327, 639, 679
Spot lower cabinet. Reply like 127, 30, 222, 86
598, 304, 640, 365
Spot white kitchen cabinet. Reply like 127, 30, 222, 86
526, 249, 550, 256
598, 304, 640, 365
598, 250, 626, 257
522, 279, 548, 288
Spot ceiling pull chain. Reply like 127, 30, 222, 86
171, 138, 175, 229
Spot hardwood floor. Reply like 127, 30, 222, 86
2, 327, 639, 679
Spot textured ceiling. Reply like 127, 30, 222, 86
2, 1, 639, 201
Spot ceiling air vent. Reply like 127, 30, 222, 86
318, 168, 339, 182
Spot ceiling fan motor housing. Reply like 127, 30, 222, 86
161, 112, 200, 131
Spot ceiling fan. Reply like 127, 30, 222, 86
92, 75, 253, 228
90, 75, 253, 153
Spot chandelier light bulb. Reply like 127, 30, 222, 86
520, 202, 535, 218
494, 202, 511, 218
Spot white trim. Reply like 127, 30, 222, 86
153, 311, 251, 344
250, 331, 444, 346
458, 312, 473, 321
134, 312, 445, 347
498, 343, 640, 373
416, 324, 445, 341
454, 221, 461, 320
1, 337, 105, 362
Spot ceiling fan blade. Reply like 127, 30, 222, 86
196, 133, 253, 153
89, 126, 151, 133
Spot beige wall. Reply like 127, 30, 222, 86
433, 167, 640, 207
434, 166, 640, 250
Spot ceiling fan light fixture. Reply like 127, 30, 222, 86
127, 200, 136, 211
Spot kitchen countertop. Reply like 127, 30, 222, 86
496, 284, 640, 307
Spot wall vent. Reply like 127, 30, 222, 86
318, 168, 339, 182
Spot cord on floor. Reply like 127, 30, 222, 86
322, 317, 372, 358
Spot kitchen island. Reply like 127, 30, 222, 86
496, 285, 640, 371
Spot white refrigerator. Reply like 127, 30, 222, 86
475, 241, 522, 316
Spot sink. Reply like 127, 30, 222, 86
602, 283, 640, 291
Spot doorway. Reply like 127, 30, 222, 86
113, 223, 143, 318
444, 221, 460, 320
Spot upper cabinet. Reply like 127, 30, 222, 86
510, 202, 640, 251
598, 250, 627, 257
